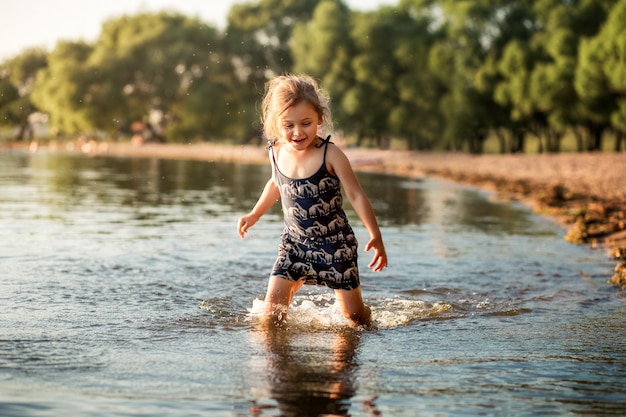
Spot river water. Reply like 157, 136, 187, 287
1, 150, 624, 416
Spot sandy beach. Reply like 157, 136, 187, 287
8, 140, 626, 288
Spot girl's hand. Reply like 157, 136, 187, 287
365, 236, 388, 272
237, 178, 278, 239
237, 214, 258, 239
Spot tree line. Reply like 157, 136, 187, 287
0, 0, 624, 153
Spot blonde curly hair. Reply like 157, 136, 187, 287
261, 74, 333, 142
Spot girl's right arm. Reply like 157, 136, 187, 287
237, 178, 280, 238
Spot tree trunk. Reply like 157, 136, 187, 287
356, 132, 364, 147
469, 131, 486, 154
379, 135, 390, 150
547, 129, 562, 153
587, 123, 603, 152
614, 131, 625, 152
510, 130, 525, 153
15, 122, 33, 141
537, 134, 544, 154
495, 128, 507, 154
572, 126, 585, 152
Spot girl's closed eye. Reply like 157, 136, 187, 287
282, 122, 310, 130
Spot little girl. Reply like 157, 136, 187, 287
237, 74, 387, 326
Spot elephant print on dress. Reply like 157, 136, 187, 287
343, 266, 358, 283
308, 200, 330, 218
318, 177, 338, 193
293, 181, 318, 198
291, 262, 313, 276
330, 195, 342, 210
313, 221, 328, 235
327, 217, 346, 233
287, 204, 308, 220
334, 246, 353, 261
304, 224, 321, 237
319, 266, 343, 284
270, 138, 361, 290
306, 248, 333, 264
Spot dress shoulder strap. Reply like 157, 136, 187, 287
266, 139, 279, 174
319, 135, 332, 162
266, 138, 277, 151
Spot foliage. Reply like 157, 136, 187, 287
1, 0, 624, 152
32, 12, 235, 142
0, 48, 47, 140
575, 0, 626, 150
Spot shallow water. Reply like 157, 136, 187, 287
1, 150, 624, 416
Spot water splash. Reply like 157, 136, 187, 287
244, 294, 453, 330
372, 298, 453, 328
247, 296, 352, 329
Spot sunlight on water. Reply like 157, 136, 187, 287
371, 298, 452, 327
2, 153, 624, 417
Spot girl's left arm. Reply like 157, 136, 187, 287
327, 145, 388, 272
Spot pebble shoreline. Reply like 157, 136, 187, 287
7, 141, 626, 288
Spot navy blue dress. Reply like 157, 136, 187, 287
269, 137, 360, 290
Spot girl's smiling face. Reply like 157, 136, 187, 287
278, 101, 322, 151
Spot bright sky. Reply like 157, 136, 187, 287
1, 0, 398, 61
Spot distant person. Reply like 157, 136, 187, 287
237, 74, 387, 326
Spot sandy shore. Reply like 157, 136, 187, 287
7, 141, 626, 288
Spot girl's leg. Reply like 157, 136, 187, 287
334, 287, 371, 327
263, 276, 304, 321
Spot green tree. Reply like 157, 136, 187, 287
226, 0, 321, 78
287, 0, 538, 152
494, 38, 540, 152
87, 12, 227, 141
0, 48, 47, 140
575, 0, 626, 151
34, 12, 232, 142
527, 0, 615, 152
32, 41, 93, 136
13, 0, 622, 152
423, 0, 535, 153
291, 0, 356, 133
224, 0, 321, 142
293, 0, 445, 148
0, 70, 21, 133
168, 59, 243, 141
387, 5, 445, 150
529, 4, 577, 152
340, 7, 410, 147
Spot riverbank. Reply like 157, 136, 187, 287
346, 149, 626, 291
5, 140, 626, 288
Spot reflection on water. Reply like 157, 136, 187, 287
1, 151, 624, 417
2, 151, 548, 241
8, 152, 272, 211
356, 173, 545, 235
247, 324, 372, 417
